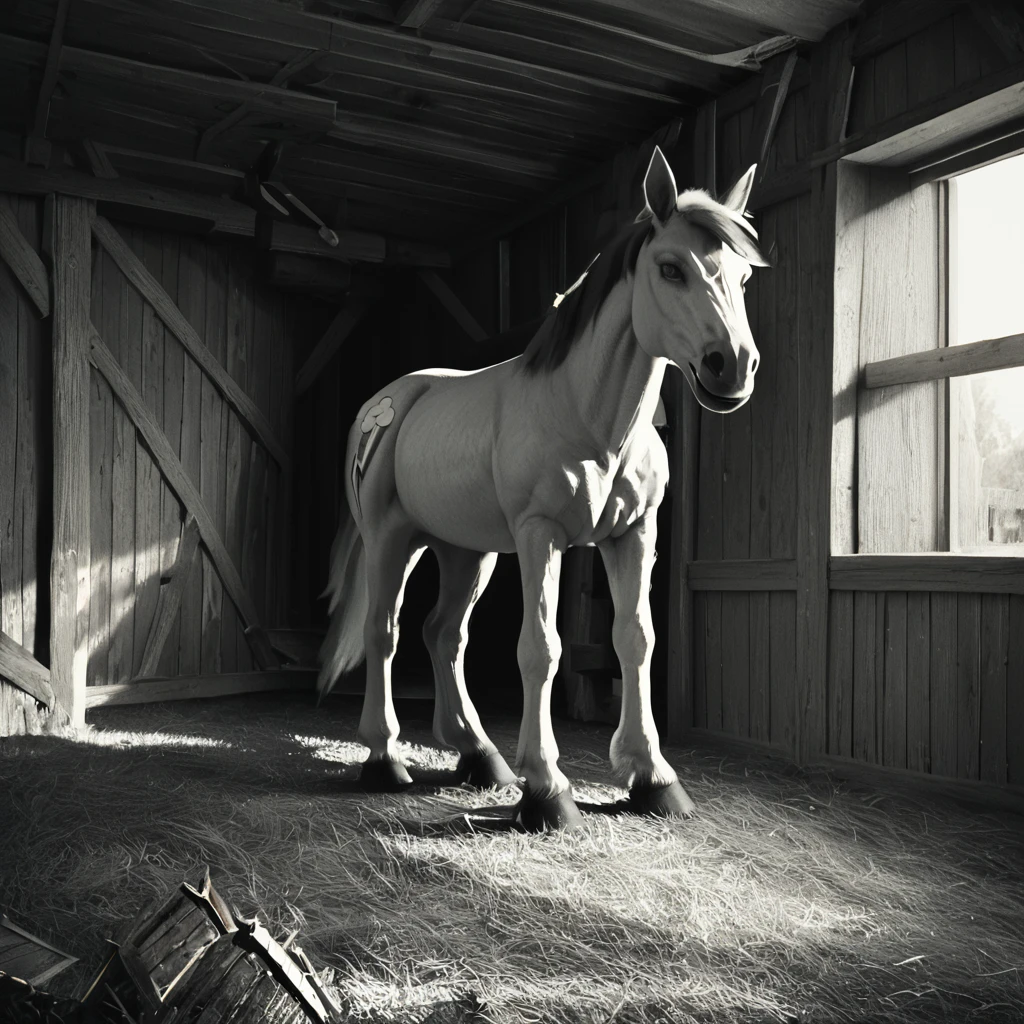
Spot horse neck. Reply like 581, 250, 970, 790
555, 277, 666, 457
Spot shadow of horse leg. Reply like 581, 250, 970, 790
425, 542, 517, 789
357, 523, 425, 792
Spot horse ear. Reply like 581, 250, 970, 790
722, 165, 756, 214
641, 146, 678, 225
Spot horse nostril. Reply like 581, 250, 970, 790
702, 352, 725, 379
751, 356, 759, 374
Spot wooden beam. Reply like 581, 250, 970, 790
85, 670, 315, 708
196, 48, 325, 160
0, 201, 50, 317
79, 140, 118, 180
864, 331, 1024, 389
747, 50, 799, 179
0, 631, 55, 708
265, 252, 352, 299
26, 0, 72, 160
50, 195, 92, 728
293, 298, 374, 397
852, 1, 967, 64
88, 329, 279, 670
795, 24, 855, 765
418, 270, 488, 343
92, 215, 290, 470
497, 1, 799, 71
830, 556, 1024, 593
811, 67, 1024, 170
396, 0, 446, 29
136, 515, 201, 679
0, 158, 446, 267
686, 559, 798, 591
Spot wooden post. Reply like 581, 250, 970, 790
49, 195, 93, 727
796, 26, 855, 762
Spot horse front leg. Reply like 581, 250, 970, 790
598, 510, 695, 818
514, 518, 583, 831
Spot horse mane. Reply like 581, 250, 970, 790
521, 188, 767, 376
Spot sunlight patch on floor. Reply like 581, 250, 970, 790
292, 734, 460, 770
68, 726, 231, 749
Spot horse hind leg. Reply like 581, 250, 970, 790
423, 542, 517, 788
357, 516, 425, 791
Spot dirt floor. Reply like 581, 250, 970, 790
1, 692, 1023, 1024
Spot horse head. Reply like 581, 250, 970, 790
631, 146, 768, 413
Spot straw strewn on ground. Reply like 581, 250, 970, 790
1, 694, 1022, 1023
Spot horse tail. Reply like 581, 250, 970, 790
317, 500, 367, 702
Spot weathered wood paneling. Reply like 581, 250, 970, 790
824, 589, 1018, 783
0, 194, 50, 734
85, 226, 309, 685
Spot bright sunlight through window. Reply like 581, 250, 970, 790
951, 151, 1024, 552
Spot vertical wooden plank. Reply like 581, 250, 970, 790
872, 42, 908, 123
720, 592, 749, 738
16, 196, 43, 661
874, 591, 885, 766
956, 592, 981, 780
799, 26, 855, 762
222, 251, 248, 671
200, 242, 227, 674
157, 231, 182, 678
769, 201, 798, 561
275, 294, 294, 627
693, 591, 707, 730
769, 591, 796, 753
852, 590, 876, 763
87, 243, 112, 688
109, 228, 139, 683
50, 195, 92, 726
846, 52, 874, 137
827, 590, 854, 757
978, 593, 1008, 785
132, 229, 164, 676
748, 590, 770, 743
882, 591, 907, 769
1006, 594, 1024, 786
929, 592, 958, 776
905, 592, 930, 773
176, 238, 205, 675
0, 198, 19, 650
906, 17, 955, 109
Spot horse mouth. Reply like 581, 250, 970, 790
685, 363, 750, 414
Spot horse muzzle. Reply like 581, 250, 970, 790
684, 362, 752, 414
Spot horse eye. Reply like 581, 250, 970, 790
660, 263, 684, 283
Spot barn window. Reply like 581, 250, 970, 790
834, 149, 1024, 556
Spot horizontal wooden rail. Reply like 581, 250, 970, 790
829, 555, 1024, 593
863, 332, 1024, 389
0, 157, 450, 268
85, 670, 316, 708
686, 558, 798, 591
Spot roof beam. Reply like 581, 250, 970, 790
0, 156, 450, 266
25, 0, 71, 165
395, 0, 446, 29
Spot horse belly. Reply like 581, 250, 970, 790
394, 388, 514, 553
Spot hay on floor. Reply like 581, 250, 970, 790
1, 694, 1022, 1024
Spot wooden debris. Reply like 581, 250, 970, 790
0, 913, 78, 987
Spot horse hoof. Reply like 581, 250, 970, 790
457, 751, 519, 789
360, 757, 413, 792
517, 789, 584, 832
629, 779, 696, 819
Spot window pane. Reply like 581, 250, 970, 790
951, 153, 1024, 553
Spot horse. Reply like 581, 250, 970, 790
318, 146, 767, 831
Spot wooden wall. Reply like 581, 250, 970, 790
0, 193, 49, 732
689, 6, 1024, 790
85, 225, 329, 684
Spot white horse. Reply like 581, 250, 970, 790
318, 147, 766, 830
